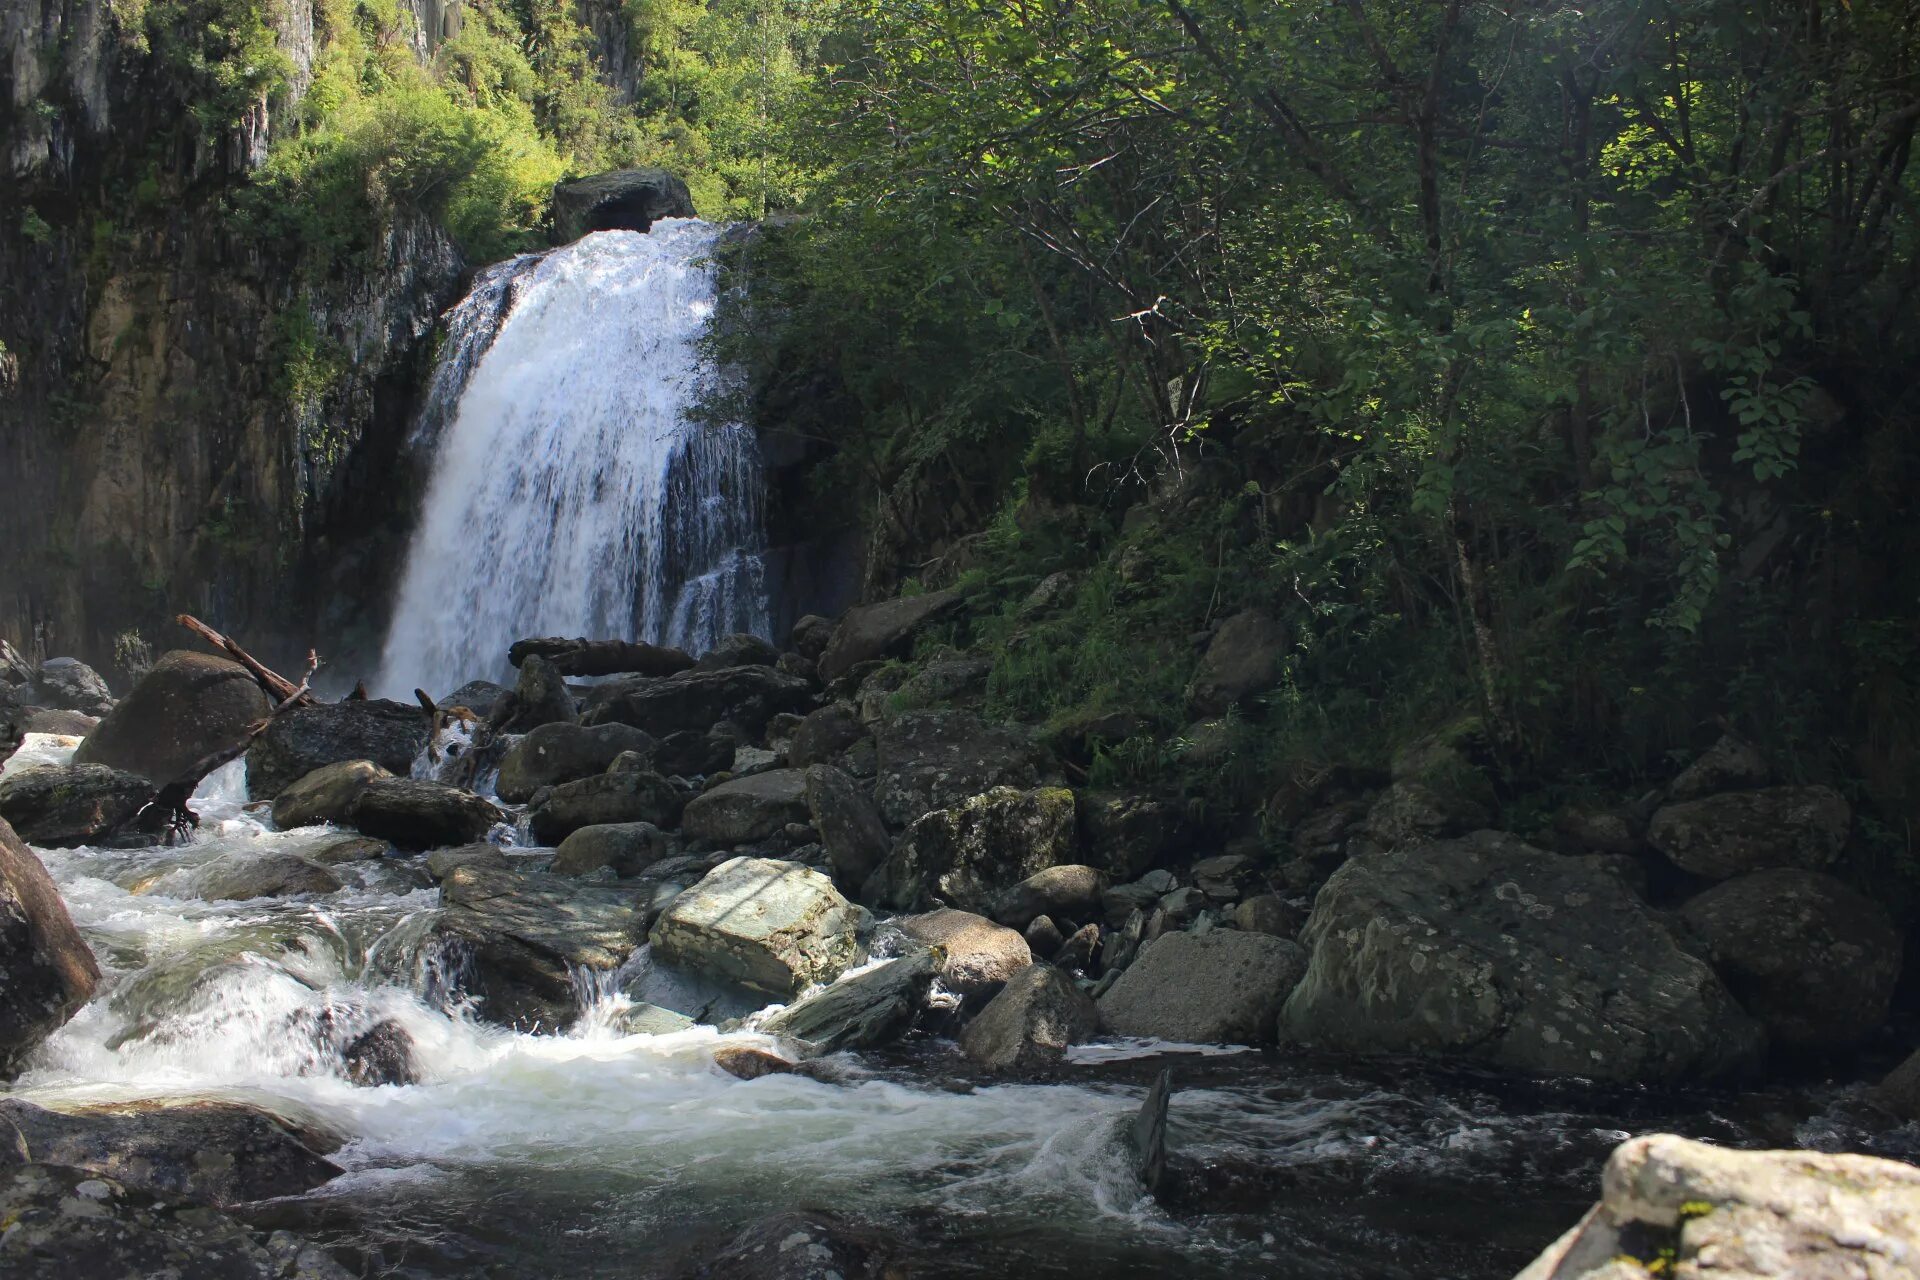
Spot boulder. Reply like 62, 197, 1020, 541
552, 822, 674, 878
817, 589, 963, 683
0, 817, 100, 1075
1054, 922, 1100, 971
694, 633, 781, 671
866, 786, 1076, 913
1514, 1133, 1920, 1280
1078, 791, 1187, 880
246, 699, 429, 800
424, 843, 510, 879
873, 710, 1045, 827
613, 1002, 698, 1035
438, 679, 506, 717
302, 834, 388, 866
340, 1020, 418, 1086
888, 656, 991, 712
1648, 786, 1851, 880
347, 779, 503, 850
431, 865, 664, 1030
71, 652, 270, 787
682, 769, 810, 847
495, 721, 656, 803
528, 770, 684, 844
551, 167, 695, 242
1099, 929, 1305, 1045
28, 658, 113, 716
688, 1210, 894, 1280
787, 702, 866, 768
958, 963, 1098, 1071
990, 864, 1108, 930
580, 665, 814, 741
185, 852, 343, 901
0, 763, 152, 847
0, 1099, 339, 1206
648, 857, 865, 998
896, 908, 1032, 1000
1281, 832, 1763, 1082
761, 948, 937, 1051
271, 760, 391, 829
653, 729, 736, 777
713, 1045, 796, 1080
1233, 894, 1302, 938
1875, 1048, 1920, 1122
1186, 609, 1286, 714
487, 654, 577, 735
803, 765, 890, 886
1677, 869, 1902, 1052
789, 615, 836, 661
1668, 732, 1771, 801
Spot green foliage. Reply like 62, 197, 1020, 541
19, 207, 52, 243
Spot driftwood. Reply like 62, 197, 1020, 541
506, 636, 695, 678
175, 614, 318, 707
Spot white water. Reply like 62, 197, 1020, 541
377, 221, 769, 698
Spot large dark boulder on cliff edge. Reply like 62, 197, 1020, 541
1281, 830, 1763, 1082
247, 699, 430, 800
552, 168, 696, 243
73, 650, 271, 787
0, 817, 100, 1075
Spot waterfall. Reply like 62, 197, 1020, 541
377, 220, 768, 698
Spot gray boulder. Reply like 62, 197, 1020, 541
0, 817, 100, 1075
866, 786, 1075, 913
649, 857, 865, 998
1281, 832, 1763, 1082
424, 843, 511, 879
896, 908, 1031, 1000
72, 651, 269, 787
580, 665, 813, 739
0, 763, 152, 847
761, 948, 937, 1051
246, 699, 429, 800
690, 1209, 895, 1280
694, 633, 780, 671
1668, 732, 1771, 801
487, 654, 577, 735
787, 702, 865, 768
1514, 1133, 1920, 1280
438, 680, 506, 717
552, 822, 674, 878
271, 760, 391, 829
803, 764, 890, 886
1099, 929, 1305, 1045
1648, 785, 1851, 880
495, 721, 656, 803
990, 864, 1108, 930
873, 710, 1045, 827
958, 963, 1097, 1071
28, 658, 113, 716
529, 769, 684, 844
551, 167, 695, 242
184, 852, 343, 901
1186, 609, 1285, 714
682, 769, 809, 847
817, 589, 963, 683
1678, 869, 1902, 1052
1078, 791, 1187, 880
789, 615, 836, 661
347, 779, 503, 850
1876, 1048, 1920, 1122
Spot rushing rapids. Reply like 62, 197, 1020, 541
378, 220, 769, 698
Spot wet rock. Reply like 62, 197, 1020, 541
1232, 894, 1301, 938
1668, 732, 1772, 801
1025, 914, 1066, 957
495, 721, 656, 804
11, 708, 98, 739
529, 769, 684, 844
72, 651, 270, 787
762, 948, 937, 1051
1099, 929, 1304, 1045
246, 699, 430, 800
817, 589, 964, 684
1054, 922, 1100, 972
185, 852, 344, 901
897, 908, 1032, 1000
552, 822, 674, 878
271, 759, 391, 829
0, 1162, 288, 1278
0, 763, 152, 847
0, 1099, 340, 1205
0, 817, 100, 1075
432, 865, 662, 1030
873, 710, 1044, 826
27, 658, 114, 716
714, 1045, 797, 1080
649, 857, 866, 998
1515, 1133, 1920, 1280
551, 167, 695, 241
803, 764, 890, 887
786, 703, 862, 768
1127, 1069, 1171, 1195
695, 633, 781, 671
867, 786, 1076, 913
1077, 791, 1187, 880
487, 654, 578, 735
1875, 1048, 1920, 1122
438, 679, 506, 717
1678, 869, 1902, 1052
1648, 786, 1850, 880
425, 843, 510, 879
688, 1209, 894, 1280
958, 963, 1098, 1071
340, 1020, 417, 1086
614, 1002, 698, 1035
347, 778, 503, 850
1282, 832, 1763, 1082
990, 864, 1108, 930
580, 665, 814, 740
302, 834, 388, 866
789, 614, 836, 662
1186, 609, 1286, 715
683, 769, 810, 847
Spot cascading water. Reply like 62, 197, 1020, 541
377, 220, 768, 698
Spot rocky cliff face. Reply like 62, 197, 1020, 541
0, 0, 464, 677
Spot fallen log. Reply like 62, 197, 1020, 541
506, 637, 695, 678
175, 615, 318, 707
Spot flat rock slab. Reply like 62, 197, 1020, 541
1099, 929, 1305, 1045
649, 856, 865, 998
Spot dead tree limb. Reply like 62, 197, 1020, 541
175, 615, 318, 707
